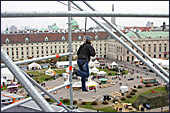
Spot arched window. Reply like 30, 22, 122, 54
78, 36, 82, 40
95, 35, 98, 39
5, 38, 9, 43
45, 37, 48, 41
62, 36, 65, 40
25, 37, 29, 42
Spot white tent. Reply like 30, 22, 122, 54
120, 86, 128, 93
89, 60, 95, 68
162, 60, 169, 69
28, 62, 42, 70
1, 68, 14, 80
94, 60, 100, 67
1, 78, 7, 86
133, 58, 140, 62
86, 77, 98, 86
72, 80, 81, 88
110, 61, 118, 67
89, 66, 99, 74
152, 58, 169, 69
97, 71, 107, 75
56, 61, 77, 68
45, 68, 56, 76
72, 76, 98, 90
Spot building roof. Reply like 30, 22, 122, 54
138, 31, 169, 38
125, 27, 151, 32
120, 31, 169, 39
1, 31, 119, 44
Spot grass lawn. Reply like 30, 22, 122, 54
1, 86, 7, 91
80, 102, 94, 110
45, 98, 56, 104
80, 102, 117, 112
54, 69, 66, 75
59, 99, 70, 105
27, 69, 66, 83
96, 106, 117, 112
123, 86, 168, 103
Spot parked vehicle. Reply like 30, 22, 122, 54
141, 78, 157, 84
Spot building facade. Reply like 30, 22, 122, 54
1, 31, 113, 61
107, 31, 169, 62
1, 30, 169, 62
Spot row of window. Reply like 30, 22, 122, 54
127, 46, 167, 54
143, 43, 167, 47
5, 40, 106, 46
126, 54, 167, 61
5, 35, 101, 43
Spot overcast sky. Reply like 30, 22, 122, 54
1, 1, 169, 30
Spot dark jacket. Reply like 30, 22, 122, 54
77, 43, 95, 61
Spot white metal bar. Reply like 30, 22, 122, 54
68, 1, 74, 109
1, 52, 74, 68
71, 1, 169, 84
83, 1, 169, 77
1, 48, 55, 112
1, 82, 71, 111
1, 11, 168, 18
22, 70, 72, 112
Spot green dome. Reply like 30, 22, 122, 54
40, 27, 46, 31
52, 25, 60, 30
71, 19, 79, 30
71, 19, 78, 26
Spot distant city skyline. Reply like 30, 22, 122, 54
1, 1, 169, 31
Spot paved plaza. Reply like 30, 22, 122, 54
41, 60, 168, 102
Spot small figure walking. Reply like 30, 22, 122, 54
161, 107, 163, 112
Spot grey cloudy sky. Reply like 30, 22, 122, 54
1, 1, 169, 30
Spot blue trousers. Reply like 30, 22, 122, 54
77, 59, 89, 90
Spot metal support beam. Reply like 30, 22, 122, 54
1, 48, 55, 112
68, 1, 74, 109
22, 70, 72, 112
83, 1, 169, 78
1, 52, 74, 68
1, 11, 169, 18
1, 82, 70, 111
71, 1, 169, 84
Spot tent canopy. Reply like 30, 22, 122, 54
133, 58, 140, 62
1, 68, 14, 80
99, 78, 108, 81
56, 61, 77, 68
28, 62, 42, 70
89, 60, 95, 67
89, 66, 99, 74
45, 68, 56, 76
110, 61, 118, 66
1, 78, 7, 82
94, 60, 99, 64
120, 86, 128, 93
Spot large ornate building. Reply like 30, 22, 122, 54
1, 30, 169, 62
107, 31, 169, 62
1, 31, 113, 61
